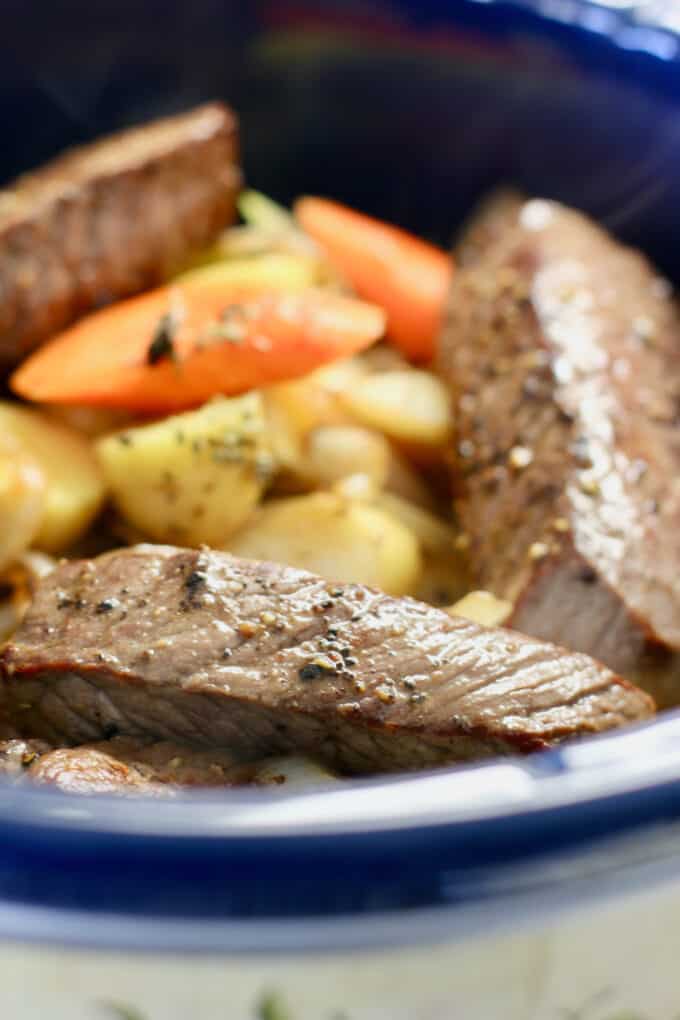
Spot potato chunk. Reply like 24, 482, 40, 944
176, 252, 318, 291
449, 591, 513, 628
226, 491, 421, 596
339, 369, 452, 446
97, 394, 272, 546
0, 434, 45, 571
302, 425, 390, 489
0, 402, 105, 553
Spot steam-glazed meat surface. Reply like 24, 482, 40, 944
0, 546, 653, 773
440, 194, 680, 675
0, 103, 240, 370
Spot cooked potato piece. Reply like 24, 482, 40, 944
332, 473, 381, 502
303, 425, 390, 489
263, 358, 366, 485
0, 552, 56, 643
238, 189, 297, 232
248, 755, 339, 788
264, 358, 364, 441
177, 252, 318, 291
0, 403, 105, 553
0, 434, 45, 572
97, 394, 272, 547
449, 591, 513, 628
339, 369, 452, 446
226, 491, 421, 596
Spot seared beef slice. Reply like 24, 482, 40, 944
440, 195, 680, 674
0, 103, 240, 369
0, 547, 652, 772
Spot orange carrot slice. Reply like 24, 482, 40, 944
294, 196, 452, 361
11, 284, 385, 413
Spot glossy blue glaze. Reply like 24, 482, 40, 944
1, 0, 680, 948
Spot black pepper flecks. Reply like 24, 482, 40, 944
147, 312, 178, 365
298, 660, 340, 682
58, 595, 86, 610
95, 598, 119, 614
183, 569, 207, 604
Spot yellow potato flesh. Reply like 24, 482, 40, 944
0, 403, 105, 554
176, 251, 318, 291
339, 369, 452, 446
302, 425, 390, 489
0, 434, 45, 571
96, 394, 272, 547
448, 591, 513, 628
226, 491, 421, 596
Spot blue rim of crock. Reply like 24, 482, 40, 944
1, 0, 680, 937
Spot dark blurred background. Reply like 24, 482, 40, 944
1, 0, 679, 273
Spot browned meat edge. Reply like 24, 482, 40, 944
439, 193, 680, 678
0, 546, 653, 775
0, 102, 241, 369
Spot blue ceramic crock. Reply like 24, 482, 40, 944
2, 4, 680, 1016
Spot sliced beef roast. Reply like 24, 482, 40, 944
0, 546, 653, 773
440, 194, 680, 677
0, 103, 240, 370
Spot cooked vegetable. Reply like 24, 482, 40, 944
0, 403, 105, 553
264, 357, 363, 438
294, 196, 452, 360
0, 435, 45, 572
11, 283, 386, 413
302, 425, 390, 490
262, 358, 365, 478
176, 252, 318, 291
184, 192, 346, 289
226, 491, 421, 596
375, 492, 457, 554
238, 190, 295, 232
250, 755, 338, 787
449, 591, 513, 628
338, 369, 452, 447
0, 552, 55, 643
96, 394, 272, 546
